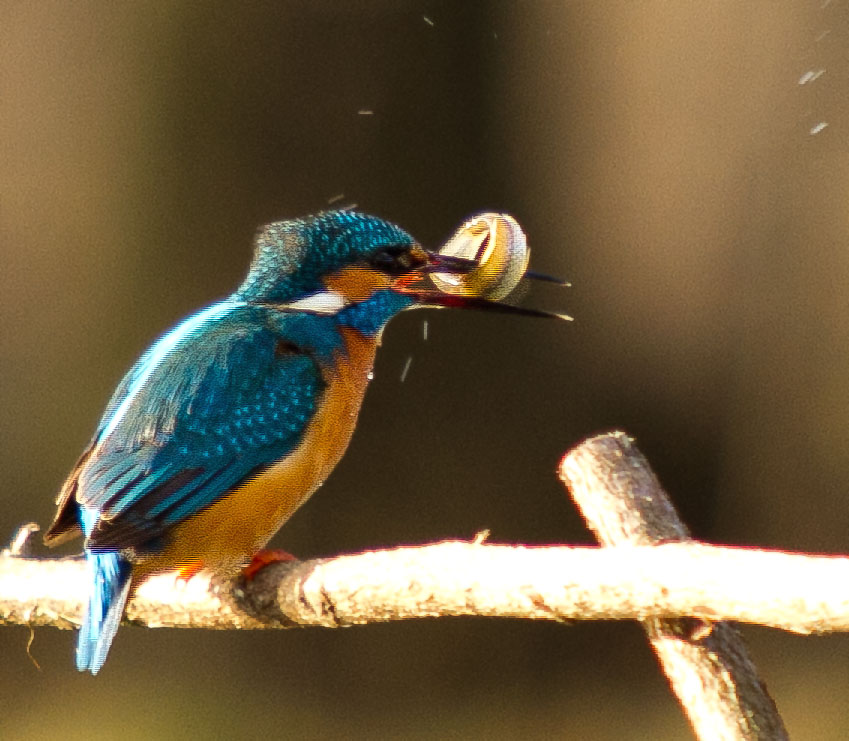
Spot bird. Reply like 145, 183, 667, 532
44, 210, 564, 674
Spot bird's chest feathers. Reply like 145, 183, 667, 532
160, 327, 378, 570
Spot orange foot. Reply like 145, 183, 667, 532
242, 548, 298, 580
176, 560, 204, 583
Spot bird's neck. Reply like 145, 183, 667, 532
255, 289, 413, 367
335, 289, 414, 336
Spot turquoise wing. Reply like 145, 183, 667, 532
63, 302, 326, 551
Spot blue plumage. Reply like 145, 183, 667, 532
76, 508, 132, 674
235, 211, 415, 303
80, 303, 327, 550
45, 209, 552, 673
337, 290, 414, 336
67, 302, 334, 673
46, 211, 425, 673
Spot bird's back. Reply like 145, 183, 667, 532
44, 300, 376, 567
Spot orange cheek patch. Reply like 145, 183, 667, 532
324, 265, 393, 302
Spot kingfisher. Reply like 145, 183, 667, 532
44, 210, 563, 674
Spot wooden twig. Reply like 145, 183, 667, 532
4, 432, 847, 739
1, 542, 848, 635
560, 431, 789, 741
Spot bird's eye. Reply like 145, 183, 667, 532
369, 245, 423, 275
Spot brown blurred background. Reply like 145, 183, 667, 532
2, 2, 849, 738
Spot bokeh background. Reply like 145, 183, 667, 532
3, 2, 849, 738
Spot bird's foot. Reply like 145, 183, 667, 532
175, 561, 204, 583
242, 548, 298, 580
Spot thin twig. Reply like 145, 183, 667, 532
560, 431, 789, 741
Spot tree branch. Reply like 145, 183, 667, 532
5, 431, 846, 738
560, 431, 789, 741
1, 541, 847, 634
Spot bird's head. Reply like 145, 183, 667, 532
235, 210, 563, 336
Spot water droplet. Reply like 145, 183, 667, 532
400, 356, 413, 383
798, 69, 825, 85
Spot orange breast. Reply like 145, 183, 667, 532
133, 327, 378, 580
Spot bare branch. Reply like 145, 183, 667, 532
5, 431, 847, 739
560, 431, 789, 741
1, 542, 847, 636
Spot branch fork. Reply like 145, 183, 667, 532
3, 431, 829, 739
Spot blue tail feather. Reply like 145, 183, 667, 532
77, 507, 132, 674
77, 550, 132, 674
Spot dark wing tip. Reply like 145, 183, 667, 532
44, 475, 84, 547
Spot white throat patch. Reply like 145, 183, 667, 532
285, 290, 348, 315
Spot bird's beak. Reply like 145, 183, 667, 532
393, 251, 572, 321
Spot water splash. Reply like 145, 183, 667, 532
798, 69, 825, 85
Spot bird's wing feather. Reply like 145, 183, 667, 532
64, 302, 325, 551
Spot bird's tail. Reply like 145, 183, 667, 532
77, 549, 132, 674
